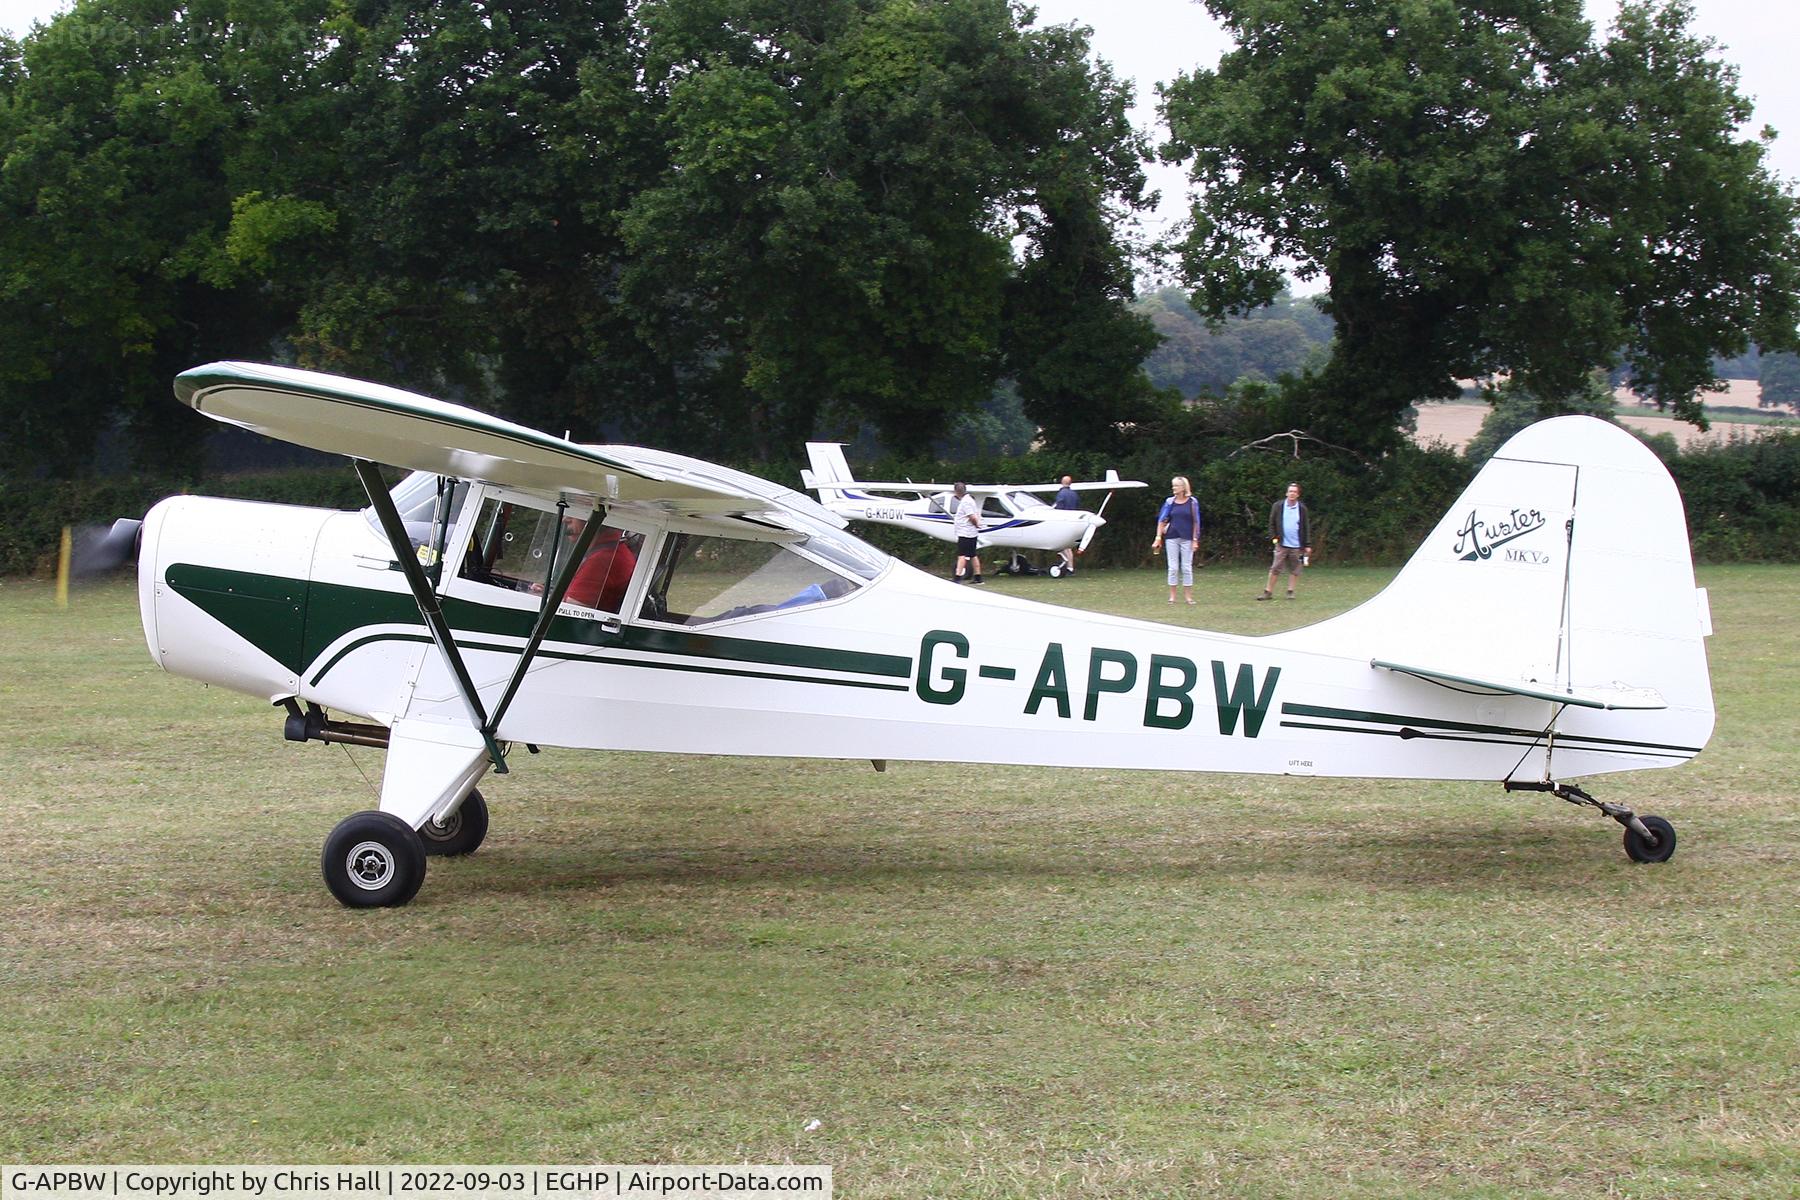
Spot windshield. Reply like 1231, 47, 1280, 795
362, 471, 471, 549
1009, 490, 1050, 510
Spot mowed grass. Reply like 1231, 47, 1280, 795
1, 565, 1796, 1198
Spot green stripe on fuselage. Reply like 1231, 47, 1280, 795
165, 564, 309, 672
166, 563, 913, 684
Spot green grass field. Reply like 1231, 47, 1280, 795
2, 566, 1796, 1198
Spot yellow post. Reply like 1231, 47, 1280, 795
56, 525, 72, 608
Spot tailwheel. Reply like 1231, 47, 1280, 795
1623, 814, 1676, 864
322, 811, 426, 907
1503, 779, 1678, 864
419, 788, 489, 857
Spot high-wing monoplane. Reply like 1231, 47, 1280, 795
122, 363, 1713, 906
802, 442, 1145, 575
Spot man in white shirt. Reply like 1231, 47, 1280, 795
951, 482, 984, 584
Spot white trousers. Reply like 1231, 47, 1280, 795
1165, 538, 1194, 585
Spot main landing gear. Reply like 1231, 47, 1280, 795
1505, 780, 1677, 863
322, 811, 426, 907
419, 789, 490, 857
321, 790, 491, 907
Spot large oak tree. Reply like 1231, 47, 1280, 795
1160, 0, 1800, 454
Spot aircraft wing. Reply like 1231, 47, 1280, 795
825, 480, 952, 496
1370, 658, 1667, 711
1006, 479, 1147, 494
176, 362, 785, 521
841, 479, 1146, 497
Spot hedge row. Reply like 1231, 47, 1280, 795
0, 468, 371, 577
786, 430, 1800, 569
4, 431, 1796, 577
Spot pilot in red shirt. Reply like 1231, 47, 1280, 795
565, 523, 636, 611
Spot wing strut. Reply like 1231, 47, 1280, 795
484, 504, 600, 738
353, 460, 510, 774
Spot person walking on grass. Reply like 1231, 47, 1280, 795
1052, 474, 1080, 576
1151, 475, 1202, 605
952, 482, 984, 584
1258, 481, 1311, 601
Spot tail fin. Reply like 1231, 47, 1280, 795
1280, 416, 1713, 774
802, 442, 856, 506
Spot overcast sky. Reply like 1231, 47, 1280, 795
4, 0, 1796, 284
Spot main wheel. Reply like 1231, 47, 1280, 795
322, 811, 427, 907
1623, 814, 1676, 863
419, 789, 489, 857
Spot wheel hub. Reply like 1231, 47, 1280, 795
424, 811, 462, 840
345, 840, 396, 890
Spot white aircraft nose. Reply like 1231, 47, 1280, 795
141, 495, 328, 700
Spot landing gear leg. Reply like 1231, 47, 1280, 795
1505, 780, 1677, 863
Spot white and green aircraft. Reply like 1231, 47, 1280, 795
120, 362, 1712, 906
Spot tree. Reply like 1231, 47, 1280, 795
1138, 287, 1333, 400
237, 0, 661, 431
1760, 351, 1800, 414
2, 0, 1158, 474
622, 0, 1157, 458
0, 0, 343, 477
1160, 0, 1800, 456
999, 22, 1169, 453
1464, 371, 1620, 462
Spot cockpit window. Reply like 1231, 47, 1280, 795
638, 534, 858, 626
457, 498, 642, 612
1009, 490, 1049, 510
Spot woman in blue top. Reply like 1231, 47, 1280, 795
1151, 475, 1202, 605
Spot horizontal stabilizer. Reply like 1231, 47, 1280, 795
1371, 659, 1667, 711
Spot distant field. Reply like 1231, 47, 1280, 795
1416, 382, 1789, 452
2, 567, 1796, 1198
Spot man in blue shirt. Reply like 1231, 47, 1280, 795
1258, 482, 1311, 600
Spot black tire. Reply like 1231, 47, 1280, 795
322, 811, 427, 907
1623, 814, 1676, 863
419, 789, 489, 857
